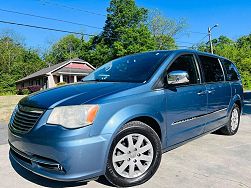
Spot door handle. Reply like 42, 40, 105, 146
197, 90, 207, 95
207, 89, 215, 94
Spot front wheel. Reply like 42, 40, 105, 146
105, 121, 162, 187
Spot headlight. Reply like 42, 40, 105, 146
47, 105, 99, 128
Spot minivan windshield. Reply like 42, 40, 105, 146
82, 51, 171, 83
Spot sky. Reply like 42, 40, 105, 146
0, 0, 250, 51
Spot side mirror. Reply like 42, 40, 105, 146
166, 70, 190, 85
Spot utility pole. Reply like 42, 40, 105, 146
208, 24, 219, 54
208, 27, 213, 54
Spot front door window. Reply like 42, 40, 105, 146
167, 54, 200, 85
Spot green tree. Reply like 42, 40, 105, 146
80, 38, 112, 68
79, 0, 157, 66
0, 37, 23, 74
113, 25, 156, 57
44, 34, 83, 65
147, 9, 187, 50
101, 0, 148, 46
15, 49, 46, 78
0, 33, 45, 94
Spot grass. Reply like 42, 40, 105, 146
0, 95, 25, 123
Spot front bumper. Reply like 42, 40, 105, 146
8, 126, 112, 182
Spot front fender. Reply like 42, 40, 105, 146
100, 104, 164, 136
94, 104, 165, 173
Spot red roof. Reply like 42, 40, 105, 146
65, 63, 93, 70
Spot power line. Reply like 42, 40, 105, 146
0, 19, 203, 49
3, 10, 203, 44
0, 20, 138, 42
0, 8, 103, 30
37, 0, 106, 17
176, 45, 192, 48
37, 0, 207, 38
37, 0, 207, 35
176, 40, 195, 45
187, 31, 208, 35
196, 34, 209, 44
0, 20, 96, 36
190, 34, 209, 48
0, 20, 129, 42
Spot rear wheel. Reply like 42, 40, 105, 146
105, 121, 162, 187
218, 104, 240, 135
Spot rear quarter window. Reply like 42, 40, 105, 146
198, 55, 224, 83
221, 59, 240, 81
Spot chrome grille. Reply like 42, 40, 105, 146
10, 105, 44, 134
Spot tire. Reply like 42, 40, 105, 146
218, 104, 240, 135
105, 121, 162, 187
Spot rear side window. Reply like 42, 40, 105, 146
221, 59, 239, 81
199, 55, 224, 83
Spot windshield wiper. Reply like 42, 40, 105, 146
81, 79, 113, 82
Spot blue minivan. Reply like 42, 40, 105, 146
8, 50, 243, 187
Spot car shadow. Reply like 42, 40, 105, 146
9, 153, 114, 187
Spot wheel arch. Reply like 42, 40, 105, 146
234, 99, 242, 112
128, 116, 162, 142
228, 94, 243, 116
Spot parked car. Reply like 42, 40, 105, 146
8, 50, 243, 187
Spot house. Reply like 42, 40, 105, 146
16, 58, 95, 92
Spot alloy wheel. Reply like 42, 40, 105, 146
231, 108, 239, 131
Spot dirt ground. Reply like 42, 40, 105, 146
0, 95, 25, 123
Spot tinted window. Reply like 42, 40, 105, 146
83, 52, 171, 83
199, 55, 224, 82
221, 59, 239, 81
167, 54, 200, 85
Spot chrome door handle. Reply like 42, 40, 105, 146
197, 90, 207, 95
207, 89, 215, 94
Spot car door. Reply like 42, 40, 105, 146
198, 55, 231, 132
164, 54, 208, 147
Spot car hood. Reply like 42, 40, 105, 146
19, 82, 142, 109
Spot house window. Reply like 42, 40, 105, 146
63, 75, 70, 83
43, 77, 48, 89
36, 79, 40, 85
77, 76, 84, 82
56, 76, 60, 83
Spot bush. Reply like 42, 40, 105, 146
16, 89, 23, 95
0, 91, 16, 96
241, 71, 251, 90
22, 89, 30, 95
27, 85, 42, 92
